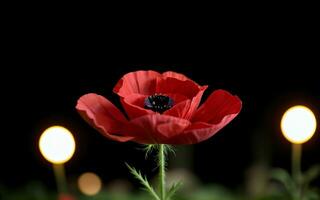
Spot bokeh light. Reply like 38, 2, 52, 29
281, 105, 317, 144
78, 172, 102, 196
39, 126, 76, 164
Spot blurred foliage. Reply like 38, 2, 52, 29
0, 181, 56, 200
1, 181, 319, 200
270, 164, 320, 200
1, 164, 319, 200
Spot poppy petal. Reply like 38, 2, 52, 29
113, 70, 161, 97
121, 94, 154, 119
167, 114, 238, 144
164, 99, 192, 119
164, 85, 207, 119
192, 89, 242, 124
156, 77, 202, 100
167, 93, 189, 104
162, 71, 191, 82
127, 114, 190, 144
76, 93, 134, 142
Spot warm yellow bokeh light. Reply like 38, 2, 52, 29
78, 172, 102, 196
39, 126, 76, 164
281, 105, 317, 144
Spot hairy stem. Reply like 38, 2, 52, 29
159, 144, 166, 200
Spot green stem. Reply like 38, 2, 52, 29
159, 144, 166, 200
292, 144, 302, 200
53, 164, 68, 194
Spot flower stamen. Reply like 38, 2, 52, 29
144, 94, 174, 113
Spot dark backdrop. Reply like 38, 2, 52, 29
1, 15, 319, 191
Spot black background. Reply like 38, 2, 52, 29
1, 10, 319, 191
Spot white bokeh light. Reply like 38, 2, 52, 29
39, 126, 76, 164
281, 105, 317, 144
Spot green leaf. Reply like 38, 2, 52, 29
165, 181, 182, 200
270, 168, 295, 193
303, 189, 320, 200
303, 165, 320, 185
125, 163, 160, 200
163, 144, 175, 156
143, 144, 158, 159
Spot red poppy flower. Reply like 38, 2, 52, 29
58, 193, 77, 200
76, 70, 242, 144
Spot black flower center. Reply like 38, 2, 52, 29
144, 94, 174, 113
